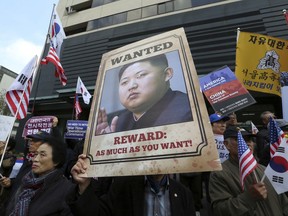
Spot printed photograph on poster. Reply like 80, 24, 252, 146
199, 66, 256, 115
83, 28, 221, 177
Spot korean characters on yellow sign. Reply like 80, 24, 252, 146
235, 31, 288, 96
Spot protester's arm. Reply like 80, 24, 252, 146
70, 154, 91, 194
95, 108, 118, 135
0, 176, 11, 188
280, 193, 288, 216
209, 172, 267, 216
67, 154, 112, 216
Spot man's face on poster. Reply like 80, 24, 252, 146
118, 61, 171, 115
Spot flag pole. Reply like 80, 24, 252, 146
31, 4, 56, 114
236, 27, 240, 42
253, 170, 259, 183
72, 93, 76, 120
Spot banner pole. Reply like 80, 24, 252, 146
31, 4, 56, 114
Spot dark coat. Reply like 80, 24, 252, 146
67, 176, 195, 216
116, 89, 193, 132
6, 169, 74, 216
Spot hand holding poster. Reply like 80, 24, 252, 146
83, 28, 221, 177
199, 66, 256, 114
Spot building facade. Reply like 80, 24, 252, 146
27, 0, 288, 138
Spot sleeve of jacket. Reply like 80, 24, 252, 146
209, 171, 258, 216
66, 179, 112, 216
280, 193, 288, 216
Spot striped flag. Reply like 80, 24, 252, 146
41, 7, 67, 86
237, 131, 258, 190
41, 46, 67, 85
269, 117, 285, 157
5, 56, 37, 119
74, 94, 82, 120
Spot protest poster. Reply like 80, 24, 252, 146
65, 120, 88, 139
0, 115, 15, 142
236, 31, 288, 97
83, 28, 221, 177
199, 66, 256, 115
22, 116, 55, 137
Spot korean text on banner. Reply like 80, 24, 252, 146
235, 31, 288, 97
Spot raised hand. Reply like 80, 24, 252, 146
95, 108, 118, 135
71, 154, 91, 194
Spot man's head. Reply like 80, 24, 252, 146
209, 113, 230, 135
226, 113, 237, 127
260, 111, 275, 126
52, 116, 58, 127
223, 128, 256, 161
118, 54, 173, 117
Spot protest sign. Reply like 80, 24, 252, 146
199, 66, 256, 115
0, 115, 14, 141
22, 116, 55, 137
83, 28, 221, 177
65, 120, 88, 139
236, 31, 288, 97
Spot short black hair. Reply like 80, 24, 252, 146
42, 137, 66, 169
118, 54, 169, 81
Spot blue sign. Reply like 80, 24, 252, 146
65, 120, 88, 139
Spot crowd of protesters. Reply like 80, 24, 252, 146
0, 111, 288, 216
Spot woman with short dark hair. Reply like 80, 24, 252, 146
5, 131, 73, 216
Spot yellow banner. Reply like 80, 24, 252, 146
235, 31, 288, 97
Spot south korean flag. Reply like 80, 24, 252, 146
265, 137, 288, 194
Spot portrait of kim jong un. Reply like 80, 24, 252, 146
95, 51, 193, 135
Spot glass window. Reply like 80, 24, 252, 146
98, 16, 113, 28
192, 0, 222, 7
158, 3, 166, 14
142, 5, 157, 18
158, 2, 174, 14
87, 20, 99, 31
92, 0, 104, 7
174, 0, 192, 11
127, 9, 141, 21
166, 2, 174, 13
92, 0, 118, 7
113, 12, 127, 25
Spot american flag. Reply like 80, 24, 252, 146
5, 56, 37, 119
41, 7, 67, 86
269, 117, 285, 157
237, 131, 258, 190
74, 94, 82, 120
41, 46, 67, 86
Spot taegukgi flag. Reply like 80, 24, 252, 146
265, 137, 288, 194
41, 7, 67, 86
49, 8, 66, 55
5, 55, 38, 119
76, 76, 91, 104
235, 31, 288, 97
